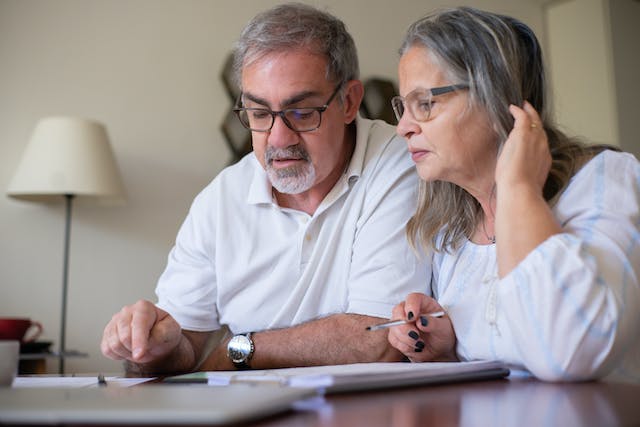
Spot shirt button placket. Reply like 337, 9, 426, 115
300, 215, 313, 266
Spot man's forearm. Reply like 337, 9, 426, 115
201, 313, 404, 371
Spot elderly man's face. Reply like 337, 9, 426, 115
241, 50, 353, 196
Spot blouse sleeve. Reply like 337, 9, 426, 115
496, 151, 640, 381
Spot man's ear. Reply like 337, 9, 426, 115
342, 80, 364, 124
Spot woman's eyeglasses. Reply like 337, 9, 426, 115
391, 84, 468, 123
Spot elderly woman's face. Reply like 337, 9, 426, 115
395, 46, 497, 190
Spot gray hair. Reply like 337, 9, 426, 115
400, 6, 547, 144
232, 2, 359, 88
403, 7, 606, 253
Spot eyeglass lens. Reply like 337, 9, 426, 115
237, 108, 322, 132
391, 85, 468, 123
391, 92, 434, 123
235, 83, 343, 132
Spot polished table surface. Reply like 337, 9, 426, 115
248, 376, 640, 427
8, 376, 640, 427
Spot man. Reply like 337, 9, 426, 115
101, 3, 427, 374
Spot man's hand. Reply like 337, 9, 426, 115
101, 300, 183, 364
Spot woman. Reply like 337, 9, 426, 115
388, 7, 640, 381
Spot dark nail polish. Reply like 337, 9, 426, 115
408, 330, 419, 340
420, 316, 428, 327
414, 347, 423, 353
408, 311, 414, 320
415, 340, 425, 349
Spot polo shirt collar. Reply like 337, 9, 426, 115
247, 156, 272, 205
345, 114, 370, 181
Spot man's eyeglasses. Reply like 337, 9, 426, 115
234, 83, 343, 132
391, 84, 468, 123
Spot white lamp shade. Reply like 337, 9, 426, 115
7, 117, 125, 203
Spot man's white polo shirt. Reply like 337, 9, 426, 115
156, 116, 429, 334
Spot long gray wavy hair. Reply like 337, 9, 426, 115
402, 7, 614, 253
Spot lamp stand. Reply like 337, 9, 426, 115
59, 194, 74, 374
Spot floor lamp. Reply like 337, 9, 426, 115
7, 117, 125, 374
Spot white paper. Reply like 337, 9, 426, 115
12, 376, 156, 388
201, 360, 508, 392
12, 376, 98, 388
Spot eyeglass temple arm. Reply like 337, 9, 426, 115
430, 84, 469, 96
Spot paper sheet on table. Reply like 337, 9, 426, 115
13, 376, 156, 388
165, 360, 509, 393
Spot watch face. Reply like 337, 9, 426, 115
227, 334, 252, 363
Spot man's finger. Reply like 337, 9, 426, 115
115, 310, 133, 352
101, 320, 131, 360
130, 300, 159, 361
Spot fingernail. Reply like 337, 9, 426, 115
408, 311, 414, 320
133, 348, 143, 359
414, 347, 423, 353
420, 316, 428, 327
408, 330, 419, 340
415, 340, 425, 349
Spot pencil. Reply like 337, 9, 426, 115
365, 311, 446, 331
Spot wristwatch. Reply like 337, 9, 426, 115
226, 332, 254, 370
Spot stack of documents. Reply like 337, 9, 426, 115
165, 360, 509, 393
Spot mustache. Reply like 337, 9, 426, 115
265, 145, 310, 165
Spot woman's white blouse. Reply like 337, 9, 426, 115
432, 150, 640, 381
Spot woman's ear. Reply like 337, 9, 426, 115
342, 80, 364, 124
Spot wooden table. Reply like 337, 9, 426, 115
249, 377, 640, 427
7, 376, 639, 426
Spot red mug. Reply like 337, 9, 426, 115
0, 318, 43, 343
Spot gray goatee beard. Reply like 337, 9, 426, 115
265, 145, 316, 194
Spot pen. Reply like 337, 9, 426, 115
365, 311, 446, 331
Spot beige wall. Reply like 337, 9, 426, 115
0, 0, 600, 374
546, 0, 619, 145
545, 0, 640, 157
609, 0, 640, 157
